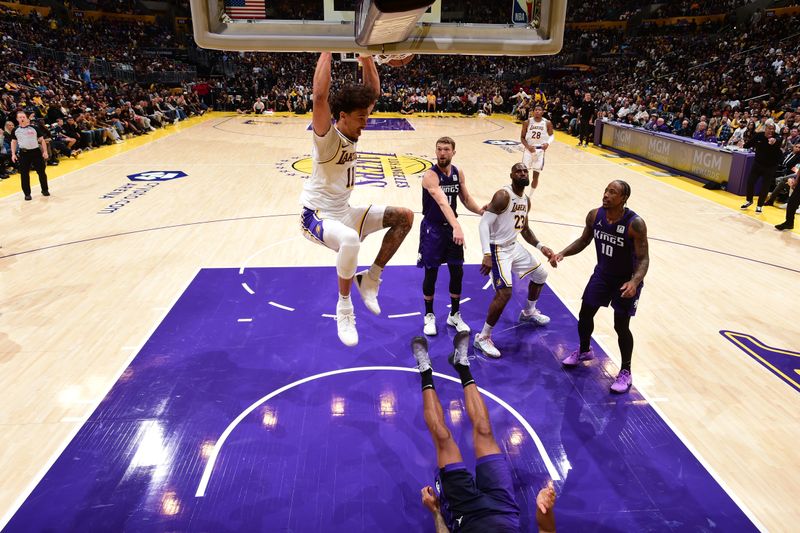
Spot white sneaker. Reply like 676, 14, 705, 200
519, 309, 551, 326
355, 270, 381, 315
473, 334, 501, 358
423, 313, 437, 336
336, 309, 358, 346
446, 311, 471, 333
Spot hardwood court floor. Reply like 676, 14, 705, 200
0, 112, 797, 531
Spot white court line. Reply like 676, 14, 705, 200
545, 283, 766, 532
268, 301, 295, 312
237, 318, 253, 323
0, 271, 199, 532
238, 236, 302, 276
482, 280, 492, 290
446, 297, 471, 308
388, 312, 421, 318
194, 365, 561, 497
241, 282, 255, 295
321, 314, 336, 319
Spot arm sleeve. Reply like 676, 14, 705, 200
479, 211, 497, 255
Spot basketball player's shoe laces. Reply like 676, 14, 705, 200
448, 331, 471, 367
562, 348, 594, 367
473, 333, 501, 358
336, 308, 358, 347
355, 270, 381, 315
424, 313, 437, 335
410, 336, 431, 372
519, 309, 550, 326
446, 311, 471, 333
610, 369, 632, 394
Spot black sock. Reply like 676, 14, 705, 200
421, 368, 435, 391
425, 299, 434, 315
454, 362, 474, 388
450, 297, 459, 315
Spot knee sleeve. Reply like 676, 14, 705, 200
336, 232, 360, 279
529, 264, 548, 285
422, 267, 439, 297
447, 264, 463, 295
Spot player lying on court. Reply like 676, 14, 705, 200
474, 163, 553, 358
549, 180, 650, 394
418, 136, 484, 336
520, 104, 554, 191
412, 332, 557, 532
299, 52, 414, 347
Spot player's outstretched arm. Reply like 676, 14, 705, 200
620, 216, 649, 298
456, 168, 484, 215
520, 119, 533, 151
479, 189, 510, 275
521, 197, 554, 259
549, 208, 597, 267
423, 169, 463, 244
358, 55, 380, 101
311, 53, 333, 136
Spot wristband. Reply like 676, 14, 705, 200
536, 242, 545, 250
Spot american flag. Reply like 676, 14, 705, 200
224, 0, 266, 20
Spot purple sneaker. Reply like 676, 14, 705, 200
610, 369, 632, 394
561, 348, 594, 367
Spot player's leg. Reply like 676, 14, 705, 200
516, 245, 550, 325
609, 283, 641, 393
562, 301, 599, 366
444, 246, 470, 332
475, 244, 511, 358
474, 287, 509, 358
419, 219, 444, 335
422, 266, 439, 335
411, 336, 463, 468
530, 148, 545, 190
353, 205, 413, 315
300, 208, 360, 345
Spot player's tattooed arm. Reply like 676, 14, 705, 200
628, 216, 650, 286
549, 208, 596, 267
479, 189, 510, 275
520, 119, 534, 151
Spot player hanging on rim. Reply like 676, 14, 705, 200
300, 53, 414, 346
549, 180, 650, 394
474, 163, 553, 359
418, 136, 483, 336
520, 104, 554, 191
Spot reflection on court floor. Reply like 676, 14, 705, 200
4, 266, 755, 532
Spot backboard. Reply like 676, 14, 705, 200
189, 0, 566, 56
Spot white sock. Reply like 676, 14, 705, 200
368, 263, 383, 281
480, 322, 493, 338
527, 299, 538, 313
337, 293, 353, 312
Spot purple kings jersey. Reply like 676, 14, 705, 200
422, 164, 460, 226
592, 207, 638, 279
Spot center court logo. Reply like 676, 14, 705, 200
127, 171, 188, 182
277, 152, 431, 188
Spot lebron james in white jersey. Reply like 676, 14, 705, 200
520, 104, 554, 190
474, 163, 554, 358
300, 53, 414, 347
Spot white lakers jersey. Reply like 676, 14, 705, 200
490, 185, 529, 245
525, 118, 548, 147
299, 125, 358, 214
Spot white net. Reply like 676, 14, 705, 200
373, 53, 414, 65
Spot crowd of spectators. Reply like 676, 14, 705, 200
2, 0, 799, 200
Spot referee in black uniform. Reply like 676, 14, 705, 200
10, 110, 50, 201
